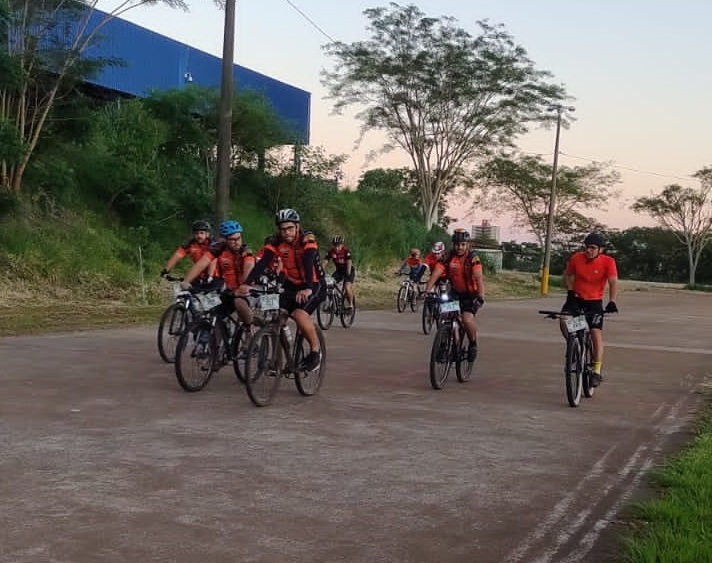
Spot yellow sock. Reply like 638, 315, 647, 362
593, 361, 602, 374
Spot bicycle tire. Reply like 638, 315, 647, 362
429, 326, 454, 390
409, 286, 419, 312
231, 324, 251, 384
422, 297, 435, 335
174, 320, 216, 392
582, 333, 596, 398
455, 327, 475, 383
244, 326, 282, 407
157, 303, 189, 363
295, 327, 327, 396
339, 294, 356, 328
317, 292, 335, 330
396, 285, 408, 313
564, 335, 583, 407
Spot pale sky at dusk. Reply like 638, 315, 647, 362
96, 0, 712, 239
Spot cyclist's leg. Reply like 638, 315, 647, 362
582, 300, 605, 383
458, 295, 480, 361
234, 295, 254, 326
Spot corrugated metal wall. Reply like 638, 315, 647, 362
84, 10, 310, 144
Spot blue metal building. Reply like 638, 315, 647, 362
84, 10, 310, 144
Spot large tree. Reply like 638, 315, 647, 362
322, 2, 569, 229
632, 167, 712, 286
0, 0, 186, 195
476, 153, 619, 247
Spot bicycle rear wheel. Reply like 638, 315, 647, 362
429, 326, 454, 390
244, 327, 282, 407
317, 293, 334, 330
340, 294, 356, 328
174, 320, 216, 392
582, 334, 596, 398
396, 286, 408, 313
294, 328, 327, 396
564, 335, 583, 407
157, 303, 190, 363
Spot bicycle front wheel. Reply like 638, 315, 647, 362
456, 331, 475, 383
409, 286, 419, 312
564, 335, 583, 407
422, 298, 435, 335
339, 295, 356, 328
396, 286, 408, 313
157, 303, 190, 363
582, 334, 596, 399
429, 326, 454, 390
244, 327, 282, 407
294, 328, 327, 396
231, 324, 252, 384
174, 320, 216, 392
317, 293, 335, 330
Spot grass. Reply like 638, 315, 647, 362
622, 404, 712, 563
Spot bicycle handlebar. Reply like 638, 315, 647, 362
538, 309, 615, 319
164, 274, 184, 282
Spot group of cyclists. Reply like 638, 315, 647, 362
161, 213, 618, 388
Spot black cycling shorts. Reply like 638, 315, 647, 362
333, 266, 355, 284
280, 280, 326, 315
450, 291, 482, 315
562, 298, 604, 330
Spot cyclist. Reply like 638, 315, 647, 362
160, 219, 216, 283
325, 234, 355, 310
561, 232, 619, 387
238, 208, 325, 372
424, 241, 447, 285
424, 229, 485, 362
180, 220, 256, 326
399, 248, 426, 284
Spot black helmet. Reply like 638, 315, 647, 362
451, 228, 471, 244
192, 219, 211, 232
332, 234, 344, 245
583, 232, 605, 248
275, 208, 300, 225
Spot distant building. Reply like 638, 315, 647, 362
472, 219, 500, 244
470, 220, 503, 272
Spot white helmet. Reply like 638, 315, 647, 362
432, 241, 445, 253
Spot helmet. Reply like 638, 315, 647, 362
332, 234, 344, 245
451, 228, 470, 244
275, 208, 300, 225
583, 232, 605, 248
192, 220, 211, 232
219, 220, 243, 237
432, 241, 445, 253
410, 247, 420, 256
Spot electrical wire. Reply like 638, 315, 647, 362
282, 0, 338, 43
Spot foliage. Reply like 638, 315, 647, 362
632, 168, 712, 286
322, 2, 569, 229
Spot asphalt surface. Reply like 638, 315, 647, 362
2, 291, 711, 563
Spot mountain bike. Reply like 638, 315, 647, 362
317, 274, 357, 330
539, 310, 599, 408
243, 285, 327, 407
428, 295, 476, 390
156, 275, 196, 363
421, 280, 449, 335
396, 276, 422, 313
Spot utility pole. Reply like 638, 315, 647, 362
215, 0, 236, 223
540, 104, 575, 295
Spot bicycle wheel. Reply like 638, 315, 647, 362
340, 294, 357, 328
157, 303, 190, 363
409, 286, 419, 312
456, 328, 475, 383
422, 297, 435, 335
396, 285, 408, 313
244, 326, 282, 407
231, 323, 252, 384
429, 325, 454, 390
564, 335, 583, 407
174, 320, 216, 392
582, 334, 596, 398
317, 292, 335, 330
294, 328, 327, 396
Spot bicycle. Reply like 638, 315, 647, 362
243, 285, 327, 407
539, 309, 602, 408
173, 287, 254, 392
156, 274, 196, 363
428, 295, 476, 390
396, 275, 423, 313
421, 280, 449, 335
317, 274, 357, 330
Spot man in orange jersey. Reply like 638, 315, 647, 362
238, 208, 325, 372
561, 232, 619, 387
161, 219, 216, 283
424, 229, 485, 363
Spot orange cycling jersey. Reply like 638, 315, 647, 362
326, 245, 352, 272
424, 252, 446, 281
433, 251, 482, 294
566, 251, 618, 300
404, 256, 421, 268
206, 241, 255, 291
176, 238, 211, 264
260, 231, 321, 286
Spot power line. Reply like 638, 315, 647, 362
282, 0, 338, 43
559, 151, 695, 182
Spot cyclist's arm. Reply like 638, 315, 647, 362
206, 258, 218, 278
564, 272, 576, 292
245, 247, 275, 285
608, 275, 618, 302
163, 248, 185, 274
424, 263, 445, 293
242, 255, 256, 285
182, 253, 212, 285
474, 267, 485, 300
302, 247, 318, 292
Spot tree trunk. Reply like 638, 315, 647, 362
688, 247, 696, 286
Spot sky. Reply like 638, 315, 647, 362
95, 0, 712, 240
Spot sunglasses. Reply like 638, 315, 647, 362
227, 235, 242, 242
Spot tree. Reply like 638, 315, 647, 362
322, 2, 569, 229
0, 0, 186, 195
632, 168, 712, 286
476, 153, 619, 247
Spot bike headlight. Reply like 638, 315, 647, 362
440, 293, 449, 302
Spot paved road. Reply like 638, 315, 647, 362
2, 291, 711, 563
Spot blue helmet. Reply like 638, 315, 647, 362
219, 220, 243, 237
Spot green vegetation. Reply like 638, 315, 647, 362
623, 406, 712, 563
